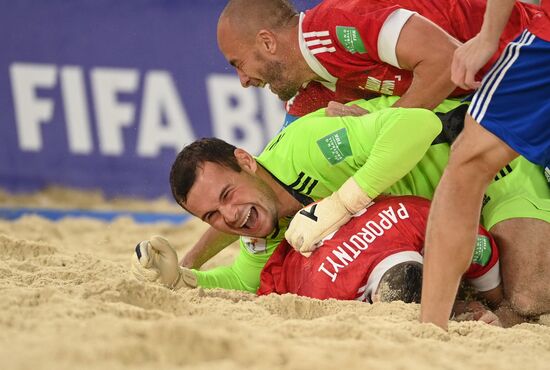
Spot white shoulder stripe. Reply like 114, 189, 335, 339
310, 46, 336, 55
305, 39, 333, 47
303, 30, 330, 38
298, 12, 337, 83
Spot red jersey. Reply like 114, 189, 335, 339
287, 0, 540, 117
258, 196, 500, 303
529, 0, 550, 41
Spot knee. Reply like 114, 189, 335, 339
446, 145, 494, 185
507, 289, 549, 317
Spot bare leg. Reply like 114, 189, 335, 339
420, 115, 517, 329
491, 218, 550, 316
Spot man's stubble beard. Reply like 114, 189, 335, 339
261, 59, 302, 101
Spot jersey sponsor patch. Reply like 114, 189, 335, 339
336, 26, 367, 54
472, 235, 492, 266
242, 236, 268, 254
317, 128, 352, 165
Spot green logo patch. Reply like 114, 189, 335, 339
472, 235, 492, 266
336, 26, 366, 54
317, 128, 352, 165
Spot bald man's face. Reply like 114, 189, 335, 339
217, 17, 303, 101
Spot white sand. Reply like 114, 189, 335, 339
1, 189, 550, 370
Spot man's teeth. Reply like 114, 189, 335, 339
240, 209, 251, 228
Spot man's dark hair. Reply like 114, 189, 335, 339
169, 138, 241, 205
376, 262, 423, 304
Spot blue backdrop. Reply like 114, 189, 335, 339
0, 0, 319, 198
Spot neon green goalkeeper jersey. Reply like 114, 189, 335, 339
194, 97, 462, 292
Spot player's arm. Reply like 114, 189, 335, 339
478, 285, 504, 309
352, 108, 442, 197
180, 226, 239, 269
286, 108, 442, 253
193, 239, 275, 293
452, 0, 517, 89
392, 14, 462, 110
133, 235, 271, 293
462, 229, 504, 309
451, 300, 502, 326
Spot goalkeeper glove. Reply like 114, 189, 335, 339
131, 235, 197, 290
285, 177, 372, 255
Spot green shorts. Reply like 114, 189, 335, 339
482, 156, 550, 230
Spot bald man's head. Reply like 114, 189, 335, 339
219, 0, 297, 40
217, 0, 310, 102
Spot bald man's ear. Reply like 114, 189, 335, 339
257, 29, 277, 54
234, 148, 258, 173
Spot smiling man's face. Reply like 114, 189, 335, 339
217, 17, 304, 101
183, 161, 279, 238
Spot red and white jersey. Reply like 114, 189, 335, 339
287, 0, 540, 117
258, 196, 500, 303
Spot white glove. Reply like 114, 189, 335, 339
131, 235, 197, 290
285, 178, 372, 255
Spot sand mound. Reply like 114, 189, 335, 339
1, 196, 550, 369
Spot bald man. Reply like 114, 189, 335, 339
217, 0, 539, 123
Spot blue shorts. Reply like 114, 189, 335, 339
468, 29, 550, 169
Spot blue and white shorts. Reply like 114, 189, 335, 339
468, 29, 550, 169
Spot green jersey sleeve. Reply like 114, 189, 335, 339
351, 108, 442, 197
345, 96, 463, 115
192, 219, 288, 293
258, 107, 442, 200
193, 244, 267, 292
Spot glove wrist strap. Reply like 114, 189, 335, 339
168, 270, 182, 290
337, 177, 372, 214
171, 268, 198, 290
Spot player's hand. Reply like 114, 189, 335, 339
131, 236, 197, 290
473, 308, 502, 327
285, 178, 372, 255
452, 300, 502, 327
326, 101, 369, 117
451, 34, 498, 90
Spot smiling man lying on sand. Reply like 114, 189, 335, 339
131, 97, 549, 327
132, 194, 503, 326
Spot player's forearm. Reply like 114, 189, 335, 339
194, 265, 257, 292
193, 242, 270, 292
478, 284, 504, 310
354, 108, 442, 197
393, 60, 457, 110
180, 227, 239, 269
478, 0, 517, 44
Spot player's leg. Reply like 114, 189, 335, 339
482, 156, 550, 318
421, 115, 517, 328
490, 218, 550, 317
421, 31, 550, 327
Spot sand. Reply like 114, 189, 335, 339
1, 189, 550, 370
